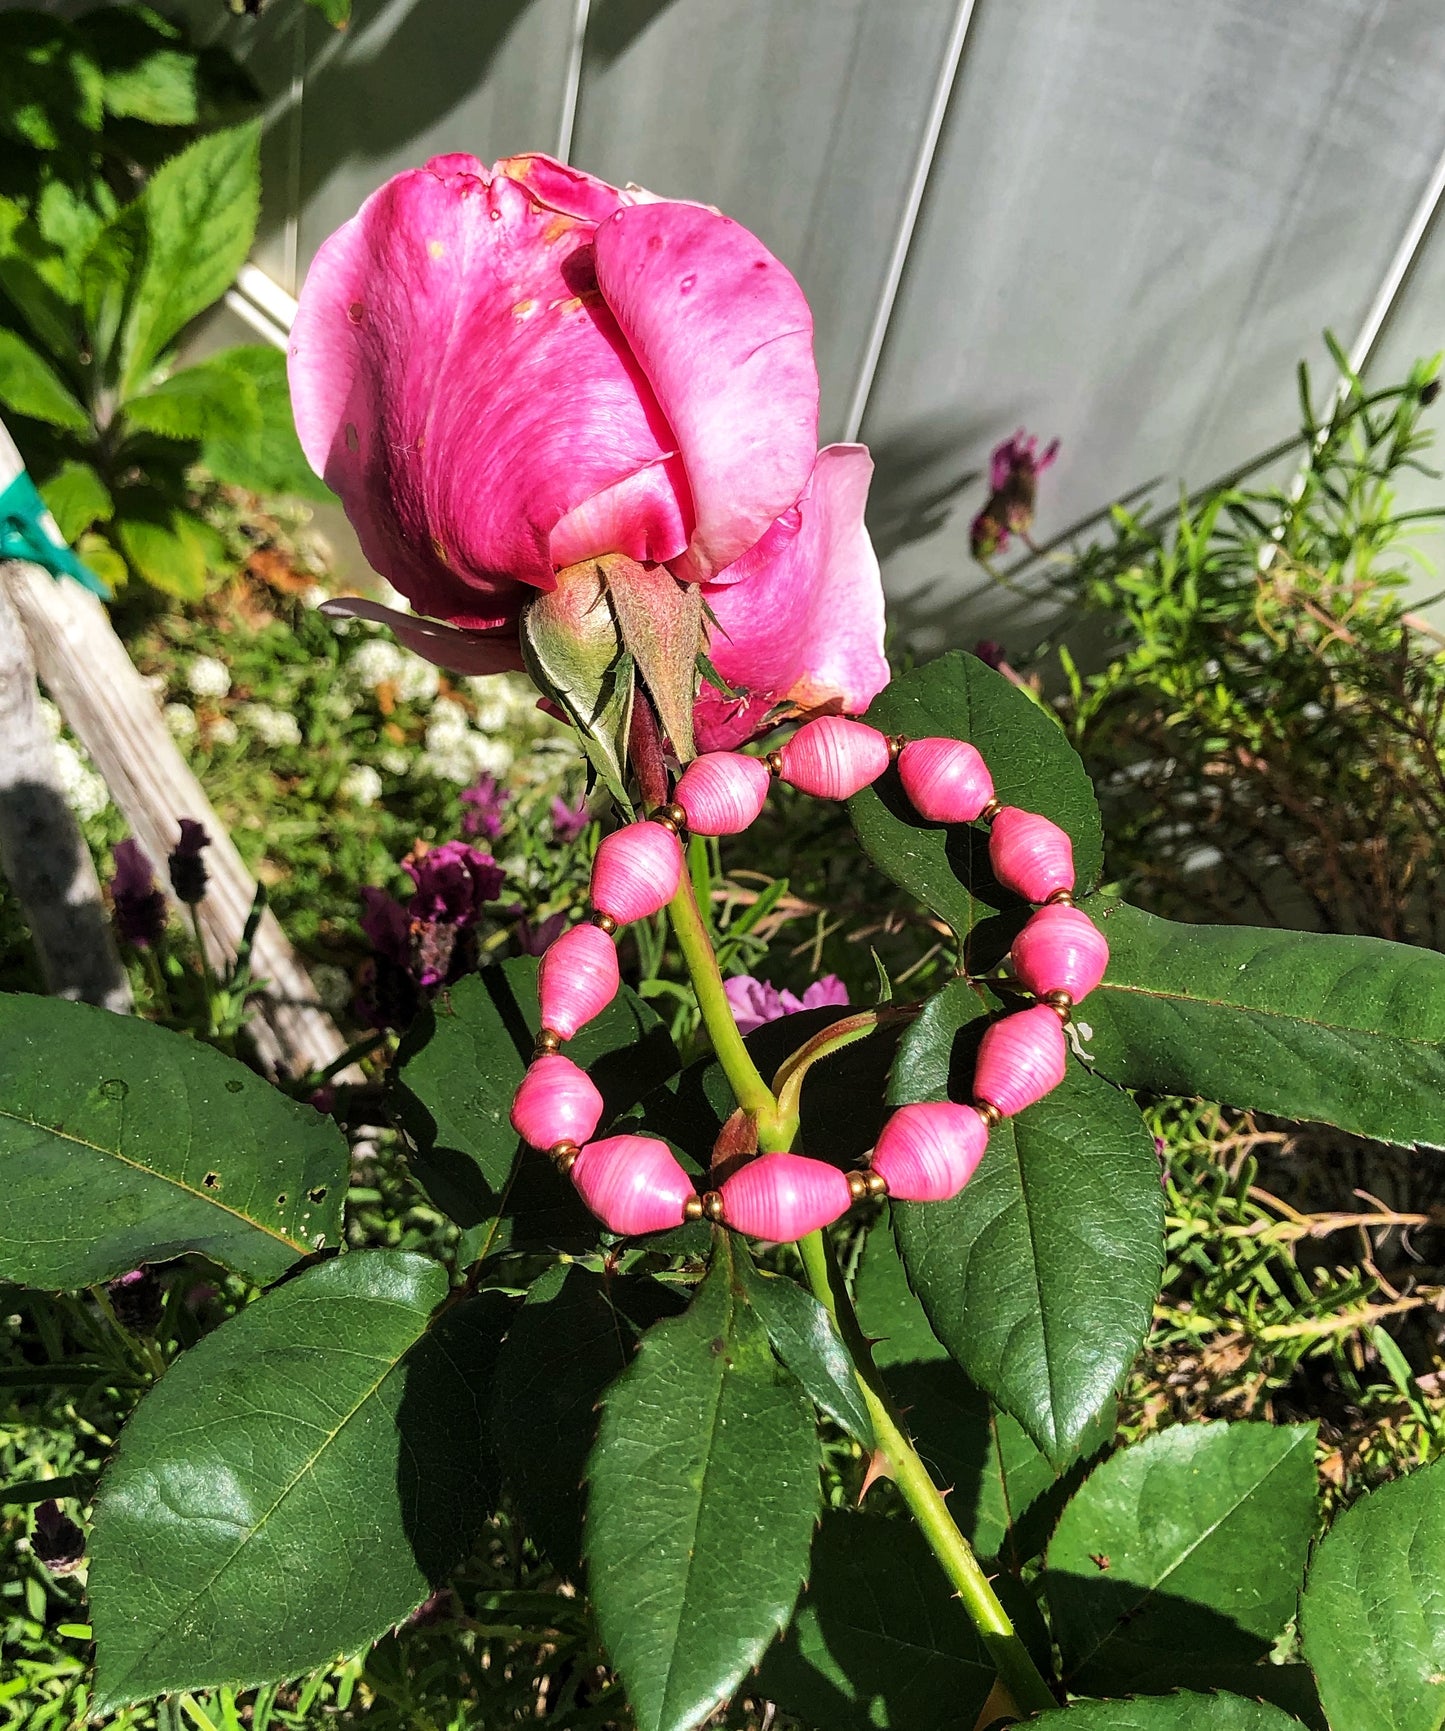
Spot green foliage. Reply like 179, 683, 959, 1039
852, 1220, 1116, 1566
0, 994, 345, 1287
586, 1237, 821, 1731
1052, 350, 1445, 949
758, 1511, 994, 1731
89, 1253, 506, 1709
1301, 1455, 1445, 1731
491, 1263, 676, 1575
1037, 1697, 1302, 1729
889, 978, 1164, 1460
1083, 897, 1445, 1146
739, 1248, 875, 1447
0, 9, 320, 600
1046, 1420, 1318, 1693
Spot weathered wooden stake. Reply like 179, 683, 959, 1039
0, 421, 355, 1079
0, 573, 132, 1012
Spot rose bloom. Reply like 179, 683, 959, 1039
288, 152, 888, 750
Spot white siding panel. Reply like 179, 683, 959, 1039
865, 0, 1445, 649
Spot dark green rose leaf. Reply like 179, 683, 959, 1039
1034, 1695, 1304, 1729
1082, 897, 1445, 1148
586, 1235, 820, 1731
0, 994, 345, 1287
90, 1252, 507, 1709
492, 1263, 681, 1575
889, 979, 1163, 1460
739, 1248, 874, 1447
392, 960, 678, 1260
1045, 1420, 1318, 1694
1301, 1455, 1445, 1731
849, 651, 1102, 953
757, 1511, 993, 1731
853, 1221, 1113, 1565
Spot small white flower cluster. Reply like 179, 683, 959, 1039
185, 654, 231, 700
209, 717, 239, 748
54, 739, 109, 821
38, 706, 108, 820
346, 638, 406, 691
420, 696, 515, 784
164, 703, 198, 741
340, 764, 384, 806
240, 704, 303, 748
461, 673, 542, 732
344, 639, 439, 704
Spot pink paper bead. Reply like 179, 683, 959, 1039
537, 921, 619, 1039
897, 738, 995, 824
779, 716, 891, 800
589, 820, 684, 924
510, 1054, 604, 1151
719, 1152, 853, 1240
974, 1005, 1068, 1117
872, 1102, 989, 1202
989, 807, 1076, 903
1010, 904, 1109, 1002
674, 752, 772, 835
571, 1134, 694, 1236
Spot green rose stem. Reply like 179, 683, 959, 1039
666, 849, 1057, 1719
796, 1229, 1057, 1720
665, 864, 780, 1131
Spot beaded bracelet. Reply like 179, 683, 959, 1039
507, 715, 1109, 1242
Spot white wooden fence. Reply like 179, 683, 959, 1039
87, 0, 1445, 637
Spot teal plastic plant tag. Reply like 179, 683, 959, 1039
0, 469, 109, 597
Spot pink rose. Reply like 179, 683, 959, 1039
288, 152, 887, 750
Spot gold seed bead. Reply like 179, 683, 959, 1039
649, 802, 688, 834
978, 797, 1003, 824
683, 1195, 705, 1223
590, 909, 619, 936
549, 1140, 580, 1171
701, 1191, 724, 1222
866, 1170, 889, 1199
887, 733, 908, 761
533, 1028, 562, 1057
975, 1099, 1004, 1130
847, 1171, 869, 1202
1044, 888, 1075, 907
1043, 989, 1074, 1023
765, 749, 785, 778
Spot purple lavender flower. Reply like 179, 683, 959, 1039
357, 841, 505, 1023
167, 818, 211, 905
515, 910, 570, 957
360, 887, 412, 971
460, 775, 507, 841
725, 973, 850, 1035
31, 1500, 85, 1575
404, 840, 504, 926
110, 840, 167, 949
550, 793, 590, 844
971, 430, 1060, 559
